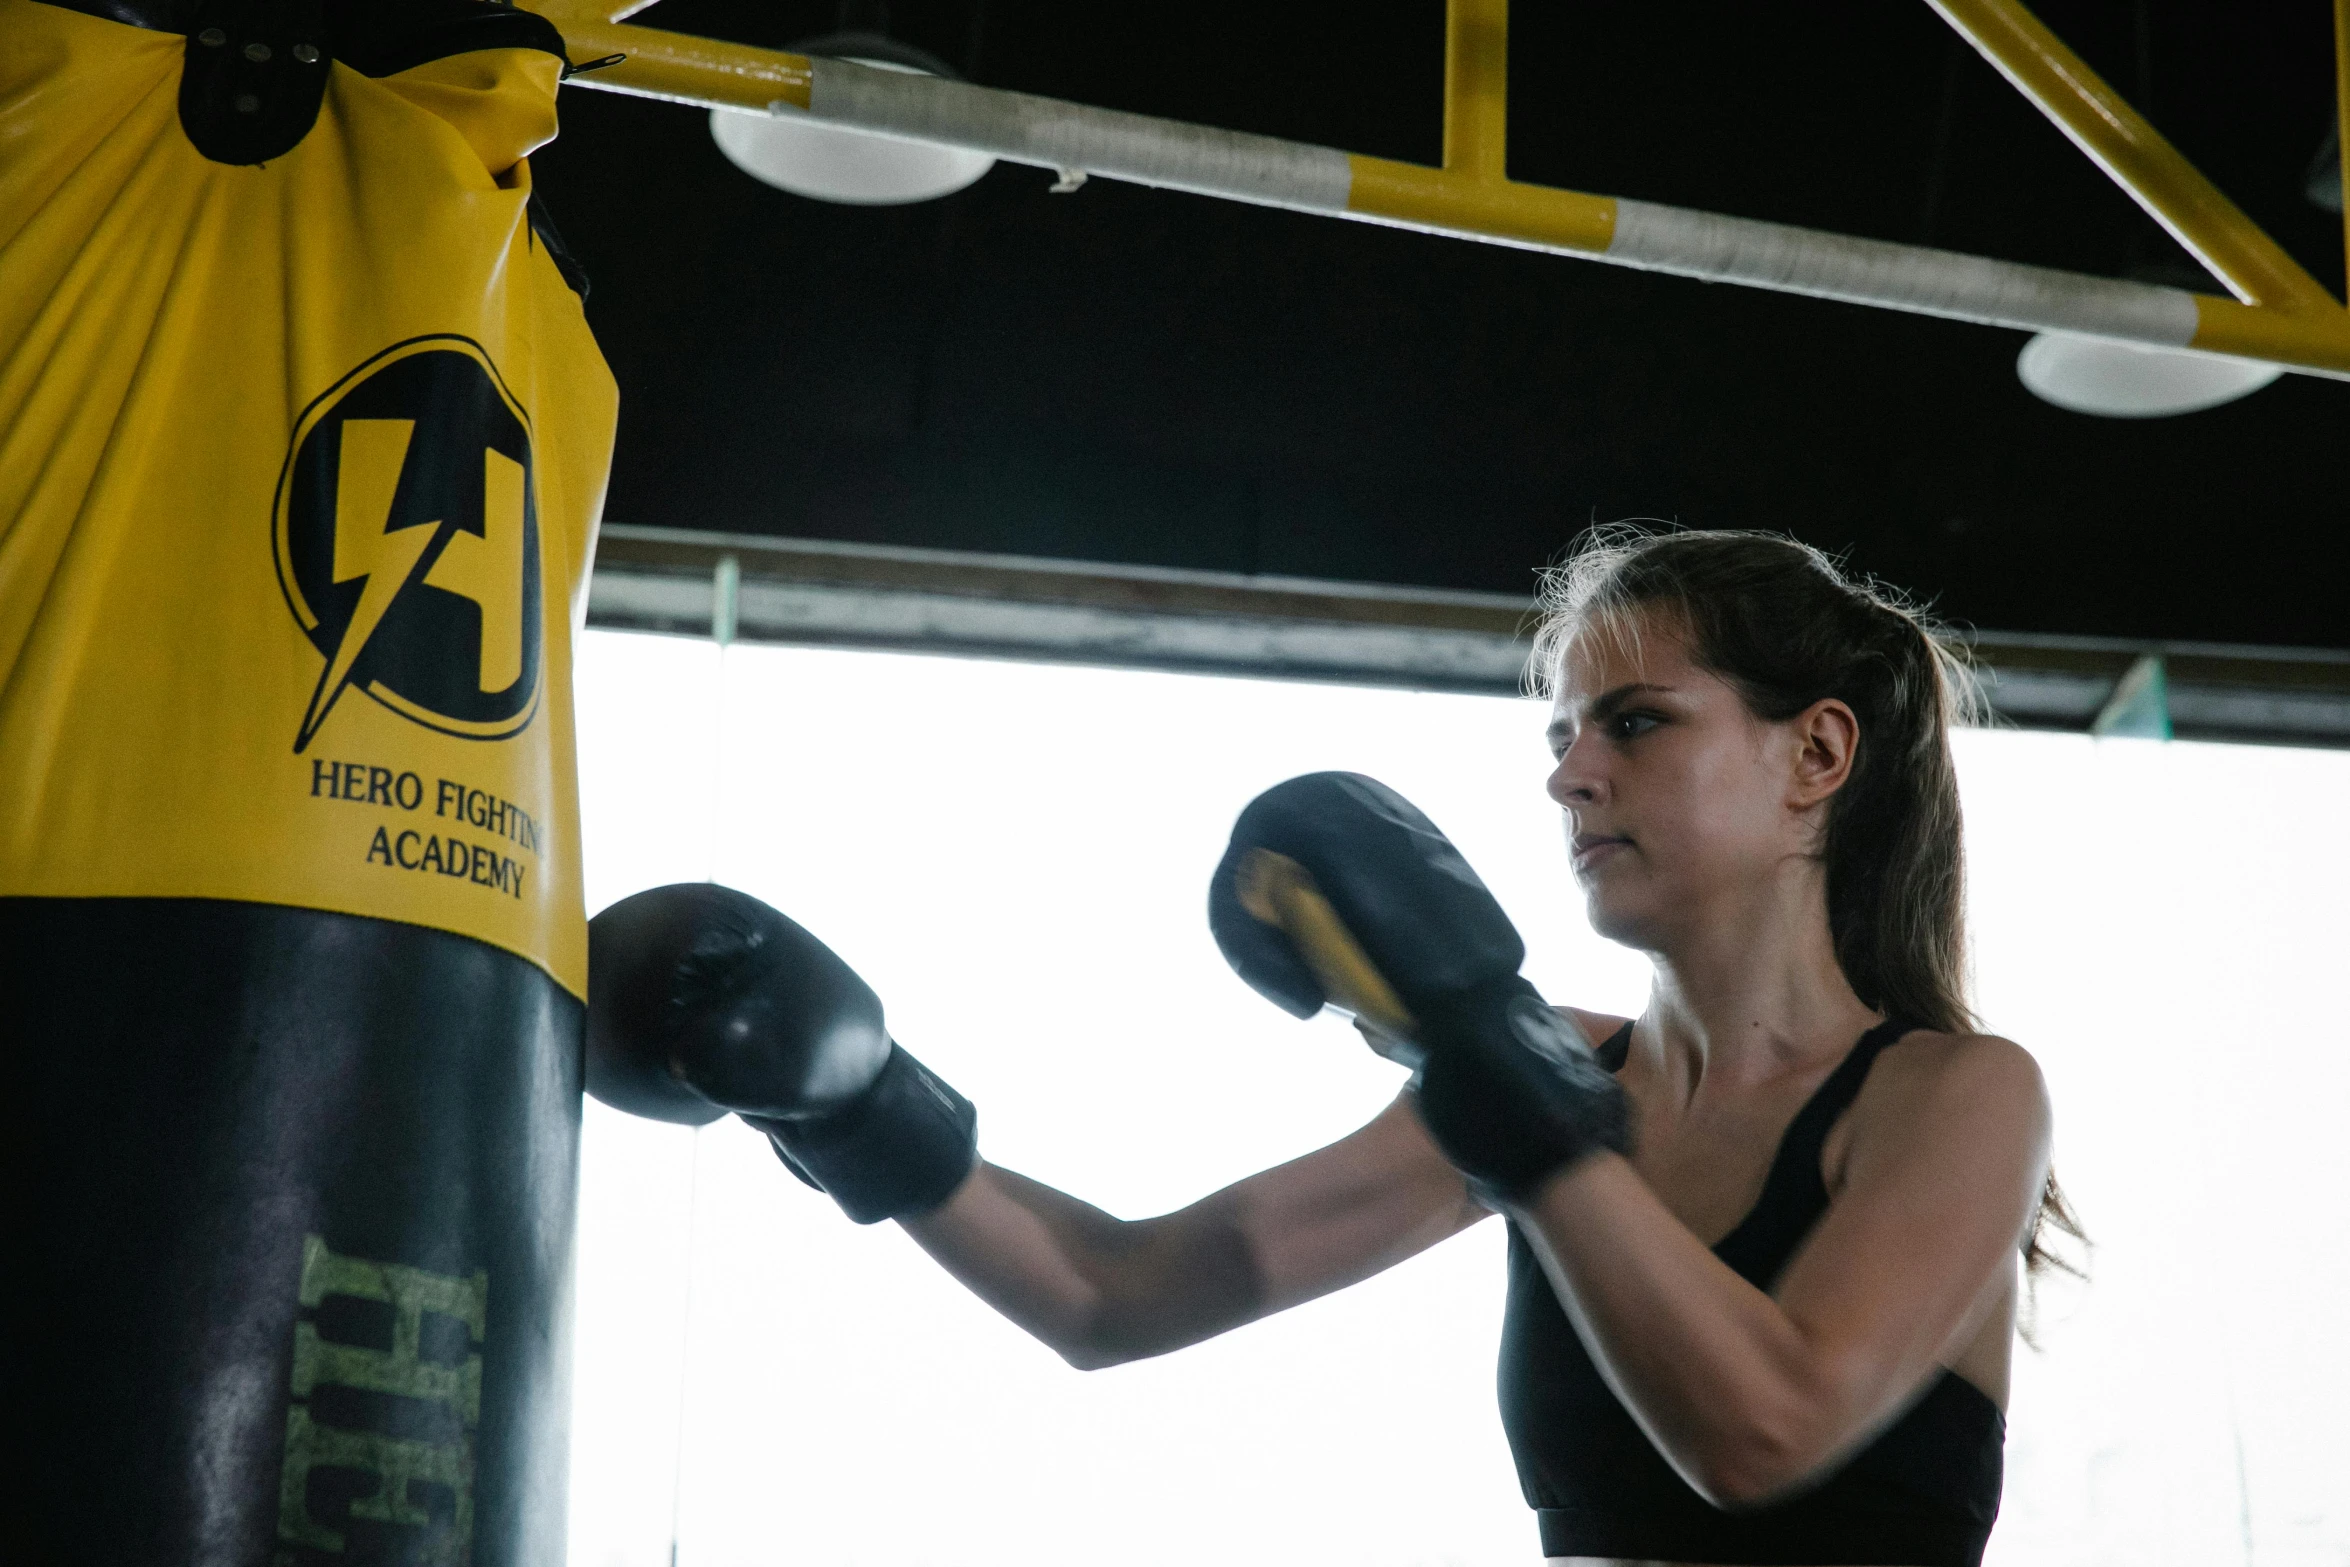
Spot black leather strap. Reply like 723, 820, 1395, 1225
528, 187, 592, 301
332, 0, 566, 79
175, 0, 330, 164
36, 0, 571, 165
38, 0, 567, 71
32, 0, 196, 28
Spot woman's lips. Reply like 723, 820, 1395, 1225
1571, 834, 1631, 870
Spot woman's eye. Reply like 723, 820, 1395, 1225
1610, 711, 1661, 739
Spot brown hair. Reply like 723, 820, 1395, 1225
1532, 526, 2082, 1279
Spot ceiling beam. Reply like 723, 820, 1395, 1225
588, 526, 2350, 749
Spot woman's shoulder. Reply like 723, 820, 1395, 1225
1823, 1025, 2052, 1203
1557, 1006, 1633, 1050
1859, 1024, 2051, 1139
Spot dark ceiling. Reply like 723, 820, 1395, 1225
533, 0, 2349, 650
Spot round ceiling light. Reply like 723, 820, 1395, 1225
709, 38, 994, 207
2016, 331, 2283, 418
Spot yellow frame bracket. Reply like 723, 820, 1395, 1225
1931, 0, 2350, 370
1444, 0, 1508, 183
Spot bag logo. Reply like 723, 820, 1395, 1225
277, 1235, 486, 1566
275, 337, 544, 755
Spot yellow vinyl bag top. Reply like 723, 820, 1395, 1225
0, 1, 617, 997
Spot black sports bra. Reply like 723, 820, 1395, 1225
1498, 1018, 2005, 1566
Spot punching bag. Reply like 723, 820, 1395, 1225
0, 2, 616, 1562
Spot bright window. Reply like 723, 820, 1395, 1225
568, 630, 2350, 1567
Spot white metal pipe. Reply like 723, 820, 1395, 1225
803, 62, 1355, 214
1605, 201, 2198, 344
704, 57, 2345, 374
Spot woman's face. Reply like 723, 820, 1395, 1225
1544, 610, 1847, 952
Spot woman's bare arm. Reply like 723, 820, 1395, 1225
1513, 1032, 2051, 1507
902, 1093, 1488, 1369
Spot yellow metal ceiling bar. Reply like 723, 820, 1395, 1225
524, 0, 2350, 379
1927, 0, 2337, 314
547, 9, 811, 111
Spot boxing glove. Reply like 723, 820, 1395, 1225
587, 883, 977, 1223
1209, 773, 1630, 1199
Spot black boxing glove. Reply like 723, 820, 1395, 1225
587, 883, 977, 1223
1208, 772, 1630, 1200
1407, 977, 1632, 1201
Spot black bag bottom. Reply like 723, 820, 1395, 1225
0, 895, 583, 1566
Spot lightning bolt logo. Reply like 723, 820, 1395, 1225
295, 419, 437, 753
276, 337, 545, 753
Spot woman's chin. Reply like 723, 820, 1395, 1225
1582, 887, 1666, 952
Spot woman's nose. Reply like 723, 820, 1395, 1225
1547, 739, 1602, 808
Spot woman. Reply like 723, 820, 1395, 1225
590, 528, 2073, 1567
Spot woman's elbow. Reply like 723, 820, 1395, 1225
1053, 1332, 1137, 1372
1041, 1304, 1175, 1371
1679, 1402, 1844, 1510
1005, 1307, 1120, 1371
1689, 1455, 1808, 1512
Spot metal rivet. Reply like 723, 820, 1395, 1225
233, 93, 260, 114
243, 41, 271, 62
196, 26, 226, 45
292, 43, 319, 63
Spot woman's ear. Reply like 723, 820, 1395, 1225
1788, 698, 1859, 808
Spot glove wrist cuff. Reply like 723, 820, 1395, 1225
1411, 980, 1633, 1202
749, 1043, 978, 1224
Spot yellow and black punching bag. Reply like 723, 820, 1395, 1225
0, 1, 616, 1560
